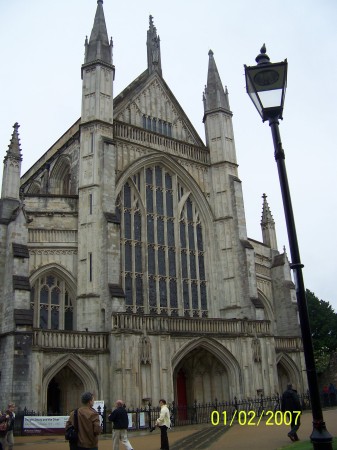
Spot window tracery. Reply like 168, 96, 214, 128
30, 274, 74, 330
116, 165, 207, 317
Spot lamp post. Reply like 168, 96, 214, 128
244, 45, 332, 450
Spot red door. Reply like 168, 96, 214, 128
176, 368, 188, 420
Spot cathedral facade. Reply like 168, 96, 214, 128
0, 1, 306, 413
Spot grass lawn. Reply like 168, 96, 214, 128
279, 437, 337, 449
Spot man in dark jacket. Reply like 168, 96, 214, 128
281, 384, 302, 441
108, 400, 133, 450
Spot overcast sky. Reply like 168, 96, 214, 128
1, 0, 336, 310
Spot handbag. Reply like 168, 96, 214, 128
65, 409, 78, 445
0, 419, 8, 433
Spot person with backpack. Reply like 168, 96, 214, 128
0, 403, 15, 450
66, 392, 101, 450
281, 384, 302, 442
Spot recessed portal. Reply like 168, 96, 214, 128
47, 366, 84, 414
174, 347, 229, 405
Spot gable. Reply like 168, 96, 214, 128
114, 72, 205, 147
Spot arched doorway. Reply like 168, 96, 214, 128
276, 353, 303, 394
47, 367, 84, 414
277, 363, 290, 394
174, 347, 230, 405
42, 354, 100, 413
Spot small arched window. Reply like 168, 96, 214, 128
30, 274, 74, 330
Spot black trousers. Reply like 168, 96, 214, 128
289, 414, 301, 437
159, 425, 169, 450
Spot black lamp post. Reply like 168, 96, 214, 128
244, 45, 332, 450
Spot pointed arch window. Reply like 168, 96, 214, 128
49, 156, 72, 195
116, 165, 208, 317
30, 274, 74, 330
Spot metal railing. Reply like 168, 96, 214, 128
14, 394, 314, 435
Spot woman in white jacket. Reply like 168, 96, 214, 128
155, 399, 171, 450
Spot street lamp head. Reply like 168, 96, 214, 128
244, 44, 288, 122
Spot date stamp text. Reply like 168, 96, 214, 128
211, 410, 301, 427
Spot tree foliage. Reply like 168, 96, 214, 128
306, 289, 337, 372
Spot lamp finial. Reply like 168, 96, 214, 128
255, 44, 270, 65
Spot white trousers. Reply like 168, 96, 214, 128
112, 428, 133, 450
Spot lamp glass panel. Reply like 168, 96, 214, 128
246, 72, 263, 116
249, 91, 263, 117
257, 88, 283, 109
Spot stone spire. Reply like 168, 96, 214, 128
77, 1, 115, 331
203, 50, 230, 116
261, 193, 278, 250
203, 49, 237, 164
5, 122, 22, 161
147, 15, 162, 76
81, 0, 114, 123
84, 0, 113, 66
1, 123, 22, 200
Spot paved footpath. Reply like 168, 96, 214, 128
208, 408, 337, 450
13, 408, 337, 450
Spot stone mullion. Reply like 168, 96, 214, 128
172, 178, 182, 317
153, 169, 160, 313
131, 201, 136, 312
120, 187, 126, 299
59, 280, 65, 330
139, 168, 148, 314
35, 278, 41, 328
193, 209, 202, 316
184, 206, 192, 315
162, 173, 170, 314
142, 196, 150, 314
50, 285, 60, 330
47, 285, 52, 329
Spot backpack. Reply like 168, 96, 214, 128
65, 409, 78, 444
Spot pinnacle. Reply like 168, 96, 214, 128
6, 122, 22, 161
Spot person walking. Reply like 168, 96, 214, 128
108, 400, 134, 450
281, 384, 302, 442
0, 403, 15, 450
155, 399, 171, 450
66, 392, 102, 450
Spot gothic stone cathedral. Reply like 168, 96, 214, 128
0, 1, 306, 413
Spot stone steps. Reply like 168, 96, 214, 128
171, 425, 229, 450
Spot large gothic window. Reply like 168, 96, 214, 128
30, 274, 74, 330
116, 165, 208, 317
